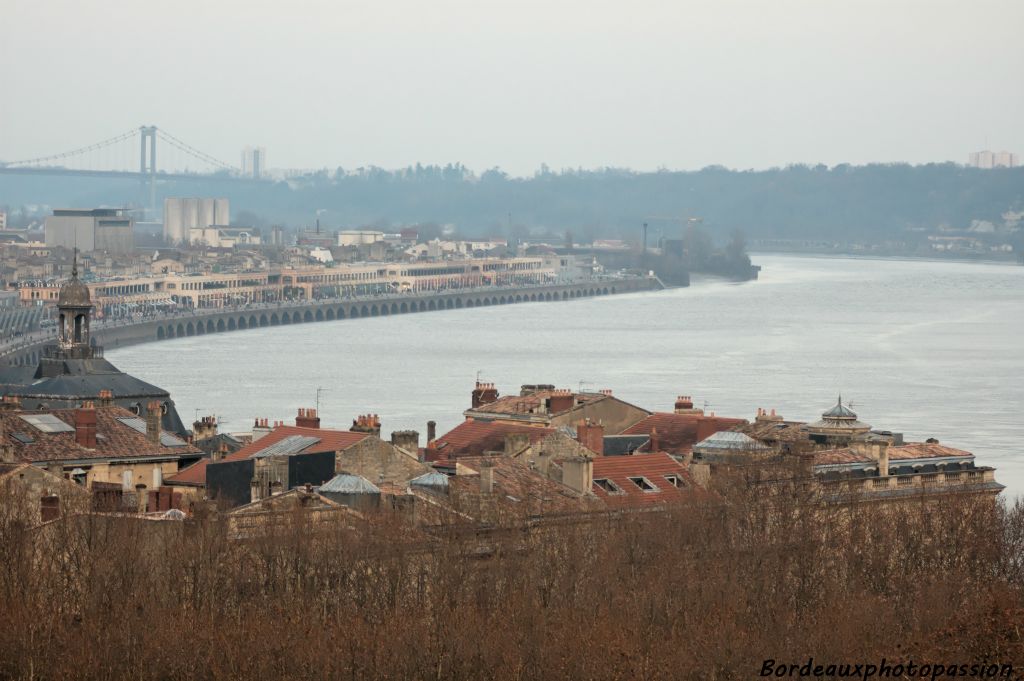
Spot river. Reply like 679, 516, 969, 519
108, 254, 1024, 497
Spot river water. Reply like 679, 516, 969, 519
108, 254, 1024, 497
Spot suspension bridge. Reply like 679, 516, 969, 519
0, 126, 262, 184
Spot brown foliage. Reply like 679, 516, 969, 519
0, 486, 1022, 680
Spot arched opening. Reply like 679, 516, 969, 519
443, 299, 451, 309
530, 294, 537, 302
351, 307, 359, 318
611, 286, 617, 294
259, 314, 269, 327
380, 305, 389, 316
293, 311, 301, 323
562, 291, 569, 300
196, 322, 206, 335
370, 305, 379, 317
206, 320, 215, 333
390, 303, 398, 314
228, 318, 237, 330
250, 315, 259, 328
544, 292, 552, 301
602, 287, 609, 295
455, 299, 463, 308
316, 309, 324, 321
238, 317, 248, 330
217, 319, 225, 332
167, 325, 175, 338
303, 311, 312, 322
515, 295, 522, 303
325, 308, 334, 320
428, 300, 437, 311
589, 288, 595, 296
177, 323, 185, 336
186, 322, 195, 336
499, 296, 506, 304
400, 302, 408, 313
361, 305, 370, 317
336, 308, 345, 319
465, 299, 474, 308
157, 327, 166, 340
280, 313, 290, 325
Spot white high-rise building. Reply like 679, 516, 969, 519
163, 198, 230, 244
242, 147, 266, 179
968, 150, 1018, 169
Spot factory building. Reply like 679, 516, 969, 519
44, 208, 134, 253
163, 198, 229, 245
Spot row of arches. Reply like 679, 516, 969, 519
144, 285, 615, 341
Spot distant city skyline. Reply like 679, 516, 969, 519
2, 0, 1022, 176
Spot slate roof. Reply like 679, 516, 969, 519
320, 473, 380, 494
694, 431, 771, 451
602, 434, 651, 456
167, 425, 368, 487
0, 406, 200, 464
590, 453, 704, 509
450, 456, 603, 516
813, 442, 975, 468
622, 412, 747, 455
431, 420, 554, 459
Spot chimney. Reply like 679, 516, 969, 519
0, 395, 21, 411
98, 389, 114, 408
351, 414, 381, 437
74, 401, 97, 448
548, 389, 575, 414
145, 401, 162, 444
390, 430, 419, 453
192, 415, 218, 442
878, 442, 890, 477
674, 395, 696, 413
424, 440, 439, 462
479, 458, 495, 494
296, 407, 321, 429
426, 420, 437, 443
250, 478, 261, 503
561, 456, 593, 495
211, 441, 228, 463
471, 382, 499, 409
135, 483, 147, 514
504, 432, 531, 456
648, 426, 660, 453
252, 417, 272, 441
575, 419, 604, 455
599, 389, 613, 397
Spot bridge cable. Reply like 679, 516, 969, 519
4, 128, 139, 167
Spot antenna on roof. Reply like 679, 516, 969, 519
316, 386, 327, 414
578, 380, 591, 393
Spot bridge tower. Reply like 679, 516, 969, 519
139, 126, 158, 214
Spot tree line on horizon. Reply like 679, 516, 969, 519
2, 162, 1022, 245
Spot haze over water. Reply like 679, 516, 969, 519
109, 255, 1024, 497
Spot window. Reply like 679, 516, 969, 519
664, 474, 686, 489
593, 478, 624, 494
628, 476, 659, 492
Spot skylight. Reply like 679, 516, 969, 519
593, 478, 624, 494
628, 476, 659, 492
19, 414, 75, 434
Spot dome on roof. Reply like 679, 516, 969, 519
58, 256, 91, 307
822, 396, 857, 420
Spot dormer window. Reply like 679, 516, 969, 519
628, 476, 659, 492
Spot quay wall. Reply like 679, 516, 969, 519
1, 278, 659, 368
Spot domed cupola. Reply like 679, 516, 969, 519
56, 250, 94, 355
807, 395, 872, 445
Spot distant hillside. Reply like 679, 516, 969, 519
3, 163, 1022, 244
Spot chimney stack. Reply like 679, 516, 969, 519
75, 401, 97, 448
351, 414, 381, 437
135, 483, 148, 514
98, 389, 114, 408
648, 426, 660, 453
390, 430, 419, 453
252, 418, 272, 441
296, 407, 321, 429
575, 419, 604, 455
561, 456, 593, 495
479, 458, 495, 494
471, 382, 499, 409
211, 441, 228, 463
547, 389, 574, 414
145, 401, 162, 444
674, 395, 697, 414
426, 420, 436, 443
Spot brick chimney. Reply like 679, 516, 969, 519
145, 401, 162, 444
192, 415, 218, 442
575, 419, 604, 455
391, 430, 419, 453
98, 389, 114, 408
426, 420, 436, 443
471, 382, 499, 409
296, 407, 321, 429
648, 426, 660, 453
74, 401, 97, 448
562, 455, 593, 495
547, 389, 574, 414
351, 414, 381, 437
674, 395, 699, 414
211, 441, 228, 463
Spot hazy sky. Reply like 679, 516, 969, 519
2, 0, 1022, 176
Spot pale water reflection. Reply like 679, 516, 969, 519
108, 255, 1024, 497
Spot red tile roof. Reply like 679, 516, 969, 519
813, 442, 974, 467
590, 453, 702, 509
431, 420, 554, 460
1, 406, 200, 464
167, 425, 368, 486
451, 456, 603, 516
622, 413, 746, 455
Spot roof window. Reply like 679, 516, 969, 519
593, 478, 624, 494
628, 476, 659, 492
664, 474, 685, 489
